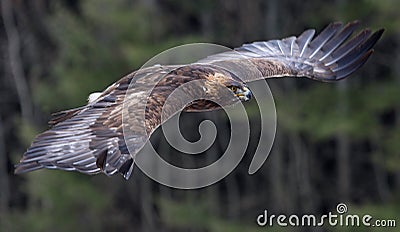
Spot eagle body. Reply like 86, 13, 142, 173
15, 21, 384, 179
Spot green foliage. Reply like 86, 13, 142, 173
277, 79, 399, 141
275, 78, 400, 173
34, 0, 204, 113
160, 197, 211, 229
159, 198, 280, 232
5, 172, 110, 231
4, 0, 400, 231
15, 117, 41, 147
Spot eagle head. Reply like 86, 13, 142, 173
209, 72, 252, 102
225, 81, 252, 102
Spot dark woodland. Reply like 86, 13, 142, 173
0, 0, 399, 231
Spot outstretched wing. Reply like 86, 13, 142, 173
14, 65, 176, 179
199, 21, 384, 82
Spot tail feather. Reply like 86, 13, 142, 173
15, 105, 135, 180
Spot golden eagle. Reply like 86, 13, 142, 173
15, 21, 384, 179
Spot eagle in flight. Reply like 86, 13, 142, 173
15, 21, 383, 179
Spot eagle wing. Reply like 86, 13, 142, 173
198, 21, 384, 82
15, 65, 178, 179
15, 21, 384, 180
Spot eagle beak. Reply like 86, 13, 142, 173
236, 86, 252, 102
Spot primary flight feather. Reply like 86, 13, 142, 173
15, 21, 384, 179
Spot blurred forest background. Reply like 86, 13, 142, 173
0, 0, 399, 231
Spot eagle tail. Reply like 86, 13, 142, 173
15, 106, 135, 180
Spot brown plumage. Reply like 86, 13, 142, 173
15, 21, 384, 179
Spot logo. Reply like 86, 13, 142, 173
256, 203, 396, 228
122, 43, 276, 189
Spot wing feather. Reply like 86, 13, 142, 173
198, 21, 384, 82
325, 29, 372, 66
305, 22, 343, 59
333, 29, 384, 72
318, 21, 360, 61
297, 29, 316, 57
15, 65, 174, 179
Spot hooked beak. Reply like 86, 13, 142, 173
235, 86, 252, 102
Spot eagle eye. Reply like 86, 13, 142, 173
229, 85, 238, 92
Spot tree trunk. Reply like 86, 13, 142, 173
0, 118, 9, 222
1, 0, 34, 122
